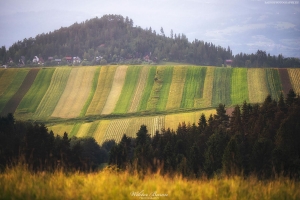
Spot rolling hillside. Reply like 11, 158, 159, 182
0, 65, 299, 143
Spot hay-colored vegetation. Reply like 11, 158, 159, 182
3, 166, 297, 200
75, 122, 93, 138
247, 68, 269, 103
166, 66, 187, 110
48, 123, 74, 137
104, 119, 131, 143
101, 65, 128, 115
231, 68, 249, 105
86, 66, 117, 115
33, 67, 72, 119
288, 68, 300, 94
51, 67, 96, 119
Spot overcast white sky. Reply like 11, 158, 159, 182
0, 0, 299, 57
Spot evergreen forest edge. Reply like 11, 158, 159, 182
1, 90, 300, 180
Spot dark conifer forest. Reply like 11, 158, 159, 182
1, 90, 299, 179
1, 14, 299, 67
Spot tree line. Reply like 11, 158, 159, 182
1, 90, 299, 178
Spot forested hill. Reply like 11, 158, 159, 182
1, 14, 300, 67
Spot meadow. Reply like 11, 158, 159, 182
0, 166, 299, 200
0, 65, 299, 144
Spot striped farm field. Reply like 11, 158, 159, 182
93, 120, 110, 144
231, 68, 249, 105
79, 67, 100, 117
138, 66, 157, 111
0, 69, 30, 113
48, 123, 74, 137
164, 109, 216, 131
0, 69, 20, 96
15, 68, 55, 118
146, 66, 173, 111
247, 68, 269, 103
288, 68, 300, 94
113, 66, 141, 113
33, 67, 72, 119
278, 68, 293, 95
212, 67, 232, 107
86, 66, 117, 116
128, 66, 150, 112
103, 119, 131, 143
51, 67, 96, 119
198, 67, 214, 108
265, 68, 282, 100
166, 66, 187, 110
125, 116, 165, 138
75, 122, 93, 138
181, 66, 206, 108
101, 65, 128, 115
1, 69, 39, 116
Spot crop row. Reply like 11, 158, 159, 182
288, 69, 300, 94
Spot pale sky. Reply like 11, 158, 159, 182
0, 0, 299, 57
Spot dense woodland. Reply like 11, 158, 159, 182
1, 14, 299, 67
1, 90, 299, 179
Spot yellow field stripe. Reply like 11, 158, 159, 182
197, 67, 214, 107
288, 68, 300, 94
52, 67, 96, 118
166, 66, 187, 110
86, 66, 117, 115
101, 65, 128, 115
247, 68, 269, 103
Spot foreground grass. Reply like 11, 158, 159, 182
1, 166, 299, 200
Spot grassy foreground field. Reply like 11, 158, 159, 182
1, 166, 299, 200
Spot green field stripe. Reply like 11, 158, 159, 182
87, 121, 100, 137
156, 66, 173, 111
265, 69, 283, 100
0, 69, 30, 113
16, 68, 55, 115
181, 66, 206, 108
231, 68, 249, 105
69, 123, 82, 137
33, 67, 72, 119
212, 68, 232, 107
0, 69, 19, 97
79, 67, 101, 117
113, 66, 142, 113
138, 66, 157, 111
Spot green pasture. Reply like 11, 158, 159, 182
212, 67, 232, 107
231, 68, 249, 105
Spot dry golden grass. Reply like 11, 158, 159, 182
51, 67, 96, 118
102, 65, 128, 115
288, 68, 300, 94
247, 68, 269, 103
2, 166, 298, 200
166, 66, 187, 110
86, 66, 117, 115
75, 122, 93, 138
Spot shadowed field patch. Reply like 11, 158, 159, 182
278, 68, 293, 95
1, 68, 39, 116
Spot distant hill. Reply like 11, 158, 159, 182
0, 14, 299, 67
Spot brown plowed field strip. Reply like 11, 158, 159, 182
278, 68, 293, 95
0, 68, 39, 116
